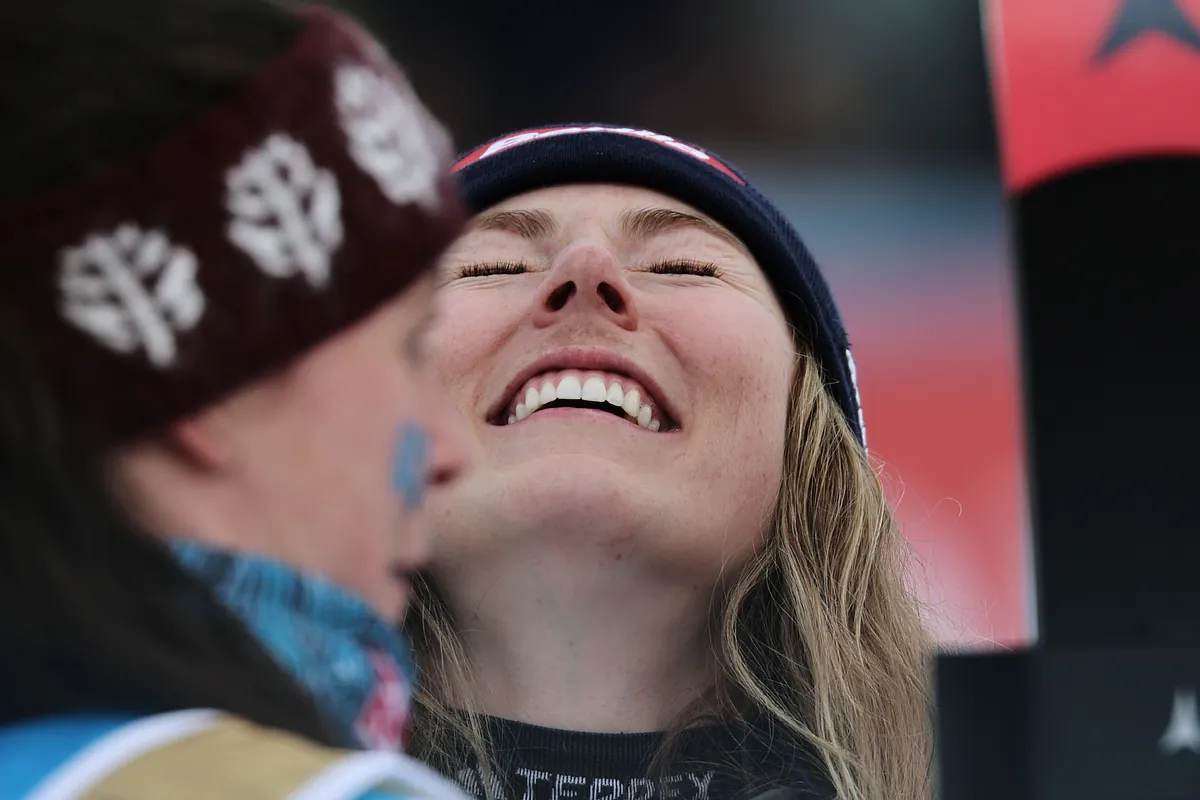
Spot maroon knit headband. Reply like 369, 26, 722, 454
0, 6, 466, 442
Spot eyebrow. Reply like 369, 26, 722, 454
618, 207, 748, 253
472, 209, 558, 239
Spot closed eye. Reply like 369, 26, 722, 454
453, 259, 721, 280
642, 259, 723, 278
453, 260, 530, 279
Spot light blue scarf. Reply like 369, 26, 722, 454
171, 541, 416, 751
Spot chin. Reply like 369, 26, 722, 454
507, 457, 651, 522
432, 458, 664, 553
430, 457, 771, 582
482, 422, 681, 471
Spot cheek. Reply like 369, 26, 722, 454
428, 290, 521, 408
288, 365, 420, 497
308, 377, 421, 583
307, 372, 404, 440
661, 296, 793, 413
663, 299, 793, 493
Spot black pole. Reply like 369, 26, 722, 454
937, 2, 1200, 797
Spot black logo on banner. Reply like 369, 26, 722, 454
1094, 0, 1200, 62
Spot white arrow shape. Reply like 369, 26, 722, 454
1160, 687, 1200, 755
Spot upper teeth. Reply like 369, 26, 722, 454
506, 372, 666, 431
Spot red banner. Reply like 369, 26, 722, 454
987, 0, 1200, 192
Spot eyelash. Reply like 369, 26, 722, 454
453, 259, 722, 279
644, 259, 722, 278
455, 260, 528, 278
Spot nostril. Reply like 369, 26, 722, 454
546, 281, 575, 311
597, 282, 625, 314
429, 463, 462, 489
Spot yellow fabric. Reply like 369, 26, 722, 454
79, 716, 348, 800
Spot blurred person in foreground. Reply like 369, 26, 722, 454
0, 1, 474, 797
405, 126, 933, 800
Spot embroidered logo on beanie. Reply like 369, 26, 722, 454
845, 347, 867, 449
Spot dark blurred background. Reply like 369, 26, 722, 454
338, 0, 995, 158
341, 0, 1029, 648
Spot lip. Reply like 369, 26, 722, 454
488, 346, 680, 428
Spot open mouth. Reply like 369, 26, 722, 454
493, 369, 677, 432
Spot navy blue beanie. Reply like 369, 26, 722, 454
452, 124, 867, 448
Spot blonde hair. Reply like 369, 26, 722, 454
405, 344, 933, 800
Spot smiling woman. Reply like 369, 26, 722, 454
407, 127, 932, 800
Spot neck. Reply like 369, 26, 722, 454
434, 555, 717, 733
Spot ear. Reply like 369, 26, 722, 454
165, 412, 233, 473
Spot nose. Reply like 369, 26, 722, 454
416, 379, 473, 497
531, 242, 639, 331
425, 399, 471, 491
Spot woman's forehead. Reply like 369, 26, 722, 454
488, 183, 712, 222
471, 183, 746, 252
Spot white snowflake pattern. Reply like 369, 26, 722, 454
335, 65, 442, 211
226, 133, 344, 288
58, 224, 205, 368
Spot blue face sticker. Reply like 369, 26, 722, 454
393, 423, 430, 511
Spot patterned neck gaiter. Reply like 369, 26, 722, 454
171, 541, 415, 752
